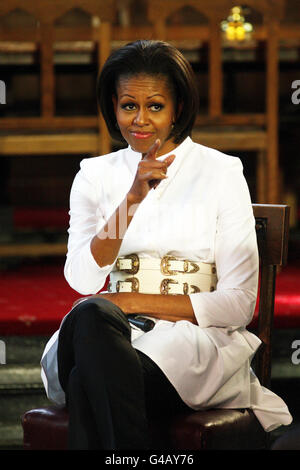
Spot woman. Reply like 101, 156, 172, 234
41, 40, 292, 449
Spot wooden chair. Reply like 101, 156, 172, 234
21, 203, 290, 450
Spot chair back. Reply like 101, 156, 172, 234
252, 204, 290, 388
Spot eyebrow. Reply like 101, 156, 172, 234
119, 93, 165, 99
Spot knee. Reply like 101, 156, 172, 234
70, 296, 131, 338
73, 296, 123, 320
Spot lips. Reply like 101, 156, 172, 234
130, 131, 154, 139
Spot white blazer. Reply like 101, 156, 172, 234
42, 137, 292, 432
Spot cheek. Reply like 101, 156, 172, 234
160, 106, 175, 125
157, 114, 174, 131
116, 110, 129, 127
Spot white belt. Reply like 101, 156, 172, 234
108, 254, 217, 295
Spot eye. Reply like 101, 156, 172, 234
121, 103, 136, 111
149, 103, 164, 112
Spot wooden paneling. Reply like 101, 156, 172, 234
0, 0, 292, 256
0, 134, 99, 155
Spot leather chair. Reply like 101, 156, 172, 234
22, 204, 290, 450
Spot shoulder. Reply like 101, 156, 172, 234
72, 147, 133, 192
69, 147, 130, 198
185, 139, 243, 183
189, 139, 242, 171
79, 147, 127, 177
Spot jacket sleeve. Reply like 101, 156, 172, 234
189, 158, 259, 329
64, 160, 115, 295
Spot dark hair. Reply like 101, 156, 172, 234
96, 40, 199, 145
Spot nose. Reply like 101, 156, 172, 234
133, 107, 149, 126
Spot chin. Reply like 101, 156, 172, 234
130, 139, 156, 154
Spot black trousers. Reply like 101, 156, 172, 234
57, 297, 189, 450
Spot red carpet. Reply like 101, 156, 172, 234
0, 261, 299, 336
0, 262, 108, 335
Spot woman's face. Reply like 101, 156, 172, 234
112, 74, 178, 157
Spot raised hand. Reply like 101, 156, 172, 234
128, 139, 175, 203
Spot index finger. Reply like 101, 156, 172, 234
144, 139, 161, 160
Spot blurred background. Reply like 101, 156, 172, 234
0, 0, 300, 449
